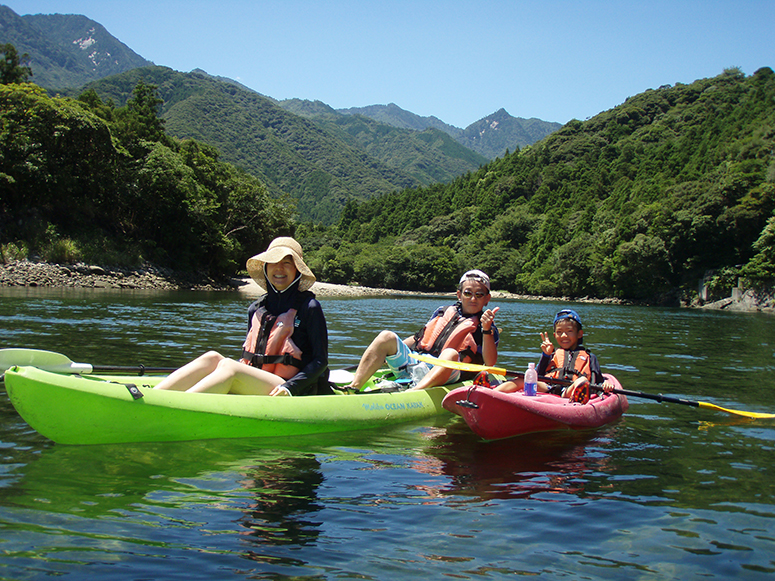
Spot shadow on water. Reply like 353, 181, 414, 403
1, 432, 363, 514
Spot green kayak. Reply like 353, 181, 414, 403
3, 365, 461, 445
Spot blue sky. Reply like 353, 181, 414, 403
5, 0, 774, 128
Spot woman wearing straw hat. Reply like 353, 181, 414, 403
155, 237, 331, 395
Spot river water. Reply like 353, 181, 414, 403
0, 287, 773, 580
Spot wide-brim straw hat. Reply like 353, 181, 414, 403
246, 237, 316, 292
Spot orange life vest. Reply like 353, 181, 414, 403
545, 348, 593, 382
240, 306, 303, 380
414, 306, 480, 362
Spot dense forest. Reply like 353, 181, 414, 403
1, 38, 773, 304
0, 44, 295, 274
299, 67, 775, 303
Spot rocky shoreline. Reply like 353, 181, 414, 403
0, 259, 439, 296
696, 289, 775, 313
1, 259, 771, 312
0, 259, 232, 291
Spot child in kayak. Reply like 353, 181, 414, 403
154, 237, 330, 396
495, 308, 613, 400
343, 270, 500, 392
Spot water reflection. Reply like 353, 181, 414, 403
237, 455, 324, 550
410, 420, 624, 501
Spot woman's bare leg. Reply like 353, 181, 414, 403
154, 351, 225, 391
494, 379, 524, 393
186, 358, 284, 394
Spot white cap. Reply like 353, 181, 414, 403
459, 269, 490, 290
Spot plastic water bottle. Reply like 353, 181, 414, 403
524, 362, 537, 396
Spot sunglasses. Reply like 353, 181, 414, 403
461, 290, 488, 299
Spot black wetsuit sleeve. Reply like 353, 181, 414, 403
537, 352, 552, 376
246, 299, 262, 331
588, 352, 604, 384
280, 296, 329, 396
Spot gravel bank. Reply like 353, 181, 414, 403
0, 259, 445, 297
0, 259, 230, 291
0, 259, 618, 304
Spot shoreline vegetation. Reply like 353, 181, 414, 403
1, 259, 772, 313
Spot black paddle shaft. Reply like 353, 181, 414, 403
92, 364, 177, 375
606, 387, 699, 407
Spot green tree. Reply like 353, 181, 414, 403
0, 43, 32, 85
611, 234, 672, 299
0, 79, 294, 274
114, 80, 169, 151
740, 213, 775, 282
0, 83, 120, 244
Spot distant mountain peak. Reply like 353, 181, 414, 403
0, 6, 152, 89
339, 103, 561, 159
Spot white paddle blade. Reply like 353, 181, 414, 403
329, 369, 355, 385
0, 348, 94, 374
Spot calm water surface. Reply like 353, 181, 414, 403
0, 287, 774, 580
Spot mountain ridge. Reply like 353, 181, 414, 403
339, 102, 461, 135
0, 4, 559, 161
0, 5, 153, 89
337, 102, 561, 158
76, 66, 429, 223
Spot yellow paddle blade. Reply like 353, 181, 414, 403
409, 352, 508, 376
698, 401, 775, 419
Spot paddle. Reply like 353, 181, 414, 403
409, 352, 775, 419
327, 364, 411, 393
409, 352, 584, 387
0, 348, 177, 376
328, 368, 355, 384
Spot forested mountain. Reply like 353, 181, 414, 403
75, 66, 424, 224
339, 102, 460, 135
301, 68, 775, 304
0, 5, 561, 224
457, 108, 562, 159
74, 67, 497, 224
0, 5, 152, 90
338, 102, 562, 159
277, 98, 488, 183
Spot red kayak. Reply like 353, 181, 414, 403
442, 374, 628, 440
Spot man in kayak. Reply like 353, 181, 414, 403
495, 308, 613, 400
343, 269, 500, 391
154, 237, 331, 396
